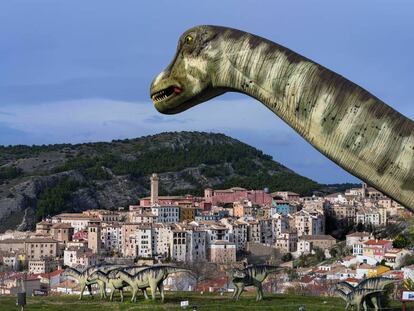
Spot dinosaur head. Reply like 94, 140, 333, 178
230, 268, 246, 279
150, 25, 228, 114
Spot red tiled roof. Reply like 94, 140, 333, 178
358, 264, 373, 269
26, 274, 42, 281
300, 275, 316, 283
364, 239, 391, 245
49, 269, 64, 277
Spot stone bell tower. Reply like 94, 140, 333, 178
150, 173, 159, 205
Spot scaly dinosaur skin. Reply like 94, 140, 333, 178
230, 264, 281, 301
150, 25, 414, 210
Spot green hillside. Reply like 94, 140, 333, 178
0, 131, 358, 231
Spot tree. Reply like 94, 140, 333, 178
329, 248, 338, 258
286, 268, 299, 281
282, 253, 293, 262
268, 248, 282, 265
356, 222, 364, 232
400, 254, 414, 268
393, 234, 410, 249
313, 247, 325, 262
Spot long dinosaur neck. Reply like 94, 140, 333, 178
213, 31, 414, 209
334, 289, 348, 301
65, 269, 80, 279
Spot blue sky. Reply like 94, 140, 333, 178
0, 1, 413, 184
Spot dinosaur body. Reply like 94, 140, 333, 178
91, 266, 149, 301
115, 265, 191, 302
64, 267, 107, 300
230, 265, 280, 301
150, 25, 414, 210
335, 288, 384, 311
91, 270, 149, 302
336, 277, 396, 310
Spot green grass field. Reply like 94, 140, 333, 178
0, 292, 408, 311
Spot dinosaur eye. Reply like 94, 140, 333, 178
185, 35, 193, 44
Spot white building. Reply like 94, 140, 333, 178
346, 232, 370, 247
205, 224, 230, 245
186, 229, 207, 262
101, 222, 122, 253
356, 207, 387, 226
272, 213, 290, 239
63, 247, 97, 268
220, 218, 248, 251
275, 231, 298, 253
153, 225, 172, 258
171, 229, 187, 262
28, 259, 58, 274
151, 206, 180, 223
52, 213, 98, 232
259, 218, 274, 245
293, 210, 325, 237
136, 225, 153, 258
247, 220, 261, 243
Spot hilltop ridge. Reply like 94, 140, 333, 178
0, 131, 355, 232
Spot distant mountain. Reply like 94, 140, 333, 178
0, 131, 359, 232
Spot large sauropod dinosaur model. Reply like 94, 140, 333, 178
336, 277, 397, 310
230, 264, 281, 301
335, 288, 385, 311
116, 266, 192, 302
150, 25, 414, 210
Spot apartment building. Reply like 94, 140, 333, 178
209, 240, 236, 264
25, 237, 60, 260
151, 206, 180, 223
275, 230, 298, 253
293, 210, 325, 237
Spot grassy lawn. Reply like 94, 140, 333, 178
0, 292, 408, 311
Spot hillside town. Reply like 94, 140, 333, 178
1, 173, 413, 297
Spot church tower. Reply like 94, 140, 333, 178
151, 173, 159, 206
88, 223, 101, 254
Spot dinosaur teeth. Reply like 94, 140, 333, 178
151, 85, 183, 103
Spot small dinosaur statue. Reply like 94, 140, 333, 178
115, 265, 192, 302
63, 266, 107, 300
230, 264, 281, 301
336, 277, 397, 310
335, 288, 385, 311
90, 265, 150, 301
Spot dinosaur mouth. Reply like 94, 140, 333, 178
151, 86, 183, 103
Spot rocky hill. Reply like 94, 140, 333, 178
0, 131, 356, 232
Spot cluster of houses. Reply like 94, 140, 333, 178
0, 174, 412, 296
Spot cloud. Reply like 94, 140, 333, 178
144, 115, 191, 124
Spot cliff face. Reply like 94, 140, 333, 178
0, 131, 323, 232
